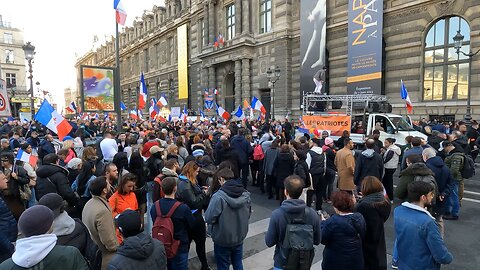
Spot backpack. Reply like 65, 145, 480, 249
76, 218, 102, 270
460, 154, 475, 179
281, 208, 315, 270
152, 200, 181, 259
154, 173, 166, 199
253, 144, 265, 160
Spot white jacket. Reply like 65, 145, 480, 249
384, 145, 401, 169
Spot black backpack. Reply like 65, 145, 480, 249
461, 154, 475, 179
76, 218, 102, 270
281, 208, 315, 270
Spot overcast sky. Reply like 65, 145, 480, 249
2, 0, 164, 110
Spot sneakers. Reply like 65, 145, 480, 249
391, 261, 398, 269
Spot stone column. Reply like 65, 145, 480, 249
208, 65, 216, 103
235, 0, 242, 37
201, 66, 208, 109
208, 1, 215, 46
242, 58, 251, 102
242, 0, 250, 35
203, 3, 209, 45
235, 60, 242, 108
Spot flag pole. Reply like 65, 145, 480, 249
114, 21, 122, 131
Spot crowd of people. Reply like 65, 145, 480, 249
0, 115, 474, 270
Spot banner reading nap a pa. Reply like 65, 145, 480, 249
303, 115, 351, 136
347, 0, 383, 95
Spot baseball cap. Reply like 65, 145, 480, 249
115, 209, 142, 238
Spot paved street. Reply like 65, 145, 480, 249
187, 170, 480, 270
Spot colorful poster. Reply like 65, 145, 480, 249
300, 0, 327, 95
0, 79, 12, 117
81, 66, 115, 111
177, 24, 189, 100
347, 0, 384, 95
302, 115, 351, 136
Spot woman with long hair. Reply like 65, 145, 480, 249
82, 146, 105, 177
108, 173, 138, 243
128, 151, 148, 225
176, 161, 210, 270
72, 160, 96, 216
176, 136, 189, 160
355, 176, 391, 270
166, 144, 184, 168
62, 139, 77, 164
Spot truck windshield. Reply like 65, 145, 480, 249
390, 117, 415, 131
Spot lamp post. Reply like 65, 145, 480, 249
22, 42, 35, 118
267, 66, 281, 119
169, 78, 175, 108
453, 30, 480, 125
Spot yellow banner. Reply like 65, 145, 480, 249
177, 24, 189, 100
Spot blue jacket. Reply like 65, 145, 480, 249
0, 196, 17, 262
394, 202, 453, 270
425, 156, 455, 215
230, 135, 253, 166
401, 146, 424, 170
265, 199, 321, 269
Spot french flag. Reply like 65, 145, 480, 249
199, 108, 206, 120
180, 106, 188, 122
400, 80, 413, 114
157, 94, 168, 107
233, 106, 245, 120
251, 96, 267, 114
216, 105, 230, 121
218, 33, 224, 45
114, 0, 127, 26
120, 101, 127, 111
35, 100, 72, 141
16, 149, 38, 167
137, 109, 143, 120
66, 101, 77, 114
138, 73, 147, 110
149, 98, 158, 119
130, 109, 138, 120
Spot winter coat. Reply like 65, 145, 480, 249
354, 149, 384, 187
321, 213, 366, 270
335, 148, 356, 190
274, 152, 295, 188
215, 146, 241, 177
395, 163, 435, 202
82, 196, 118, 269
0, 234, 88, 270
176, 175, 209, 211
383, 145, 401, 169
107, 232, 167, 270
0, 196, 16, 263
444, 147, 464, 182
53, 212, 88, 256
265, 199, 321, 269
322, 145, 336, 172
394, 202, 453, 270
452, 136, 470, 155
306, 146, 325, 175
205, 179, 251, 247
294, 159, 311, 188
146, 153, 164, 182
263, 148, 278, 176
427, 135, 443, 152
230, 135, 253, 166
355, 193, 391, 270
2, 166, 29, 220
401, 146, 424, 170
35, 164, 78, 206
425, 156, 454, 215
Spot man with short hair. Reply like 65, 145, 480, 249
9, 133, 21, 152
394, 181, 453, 269
0, 139, 12, 157
105, 163, 119, 199
354, 139, 384, 189
450, 130, 470, 155
0, 205, 88, 270
100, 131, 118, 162
401, 137, 424, 170
230, 128, 253, 188
205, 168, 251, 270
82, 177, 118, 270
150, 177, 195, 270
108, 210, 167, 270
265, 175, 321, 270
335, 138, 356, 192
443, 141, 464, 220
371, 129, 383, 153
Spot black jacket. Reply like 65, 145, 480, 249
56, 218, 89, 256
215, 146, 241, 178
0, 196, 16, 262
354, 149, 384, 186
230, 135, 253, 166
274, 152, 295, 188
294, 159, 311, 188
425, 156, 455, 215
2, 166, 29, 200
35, 164, 78, 206
146, 153, 164, 182
176, 175, 209, 212
108, 232, 167, 270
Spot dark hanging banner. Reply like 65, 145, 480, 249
300, 0, 327, 98
347, 0, 384, 95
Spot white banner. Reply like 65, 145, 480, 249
0, 80, 12, 117
171, 106, 181, 117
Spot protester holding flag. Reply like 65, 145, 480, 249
17, 144, 38, 208
0, 153, 29, 220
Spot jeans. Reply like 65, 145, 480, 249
382, 168, 396, 201
325, 169, 336, 200
145, 181, 155, 234
168, 251, 189, 270
214, 243, 243, 270
27, 187, 36, 208
446, 182, 460, 217
392, 238, 398, 263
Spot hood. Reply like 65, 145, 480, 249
52, 211, 76, 236
117, 232, 154, 260
277, 152, 292, 161
362, 149, 376, 158
231, 135, 246, 144
36, 164, 68, 178
220, 179, 245, 198
12, 234, 57, 268
321, 145, 331, 152
280, 199, 306, 214
259, 133, 273, 145
309, 146, 323, 155
162, 167, 178, 177
400, 162, 434, 177
387, 145, 401, 155
217, 188, 250, 209
426, 156, 445, 168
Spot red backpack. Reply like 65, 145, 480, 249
154, 174, 166, 199
253, 144, 265, 160
152, 201, 181, 259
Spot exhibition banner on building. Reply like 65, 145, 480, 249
177, 24, 189, 100
80, 66, 116, 111
302, 115, 351, 136
300, 0, 327, 96
347, 0, 383, 95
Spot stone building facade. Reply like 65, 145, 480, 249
75, 0, 480, 121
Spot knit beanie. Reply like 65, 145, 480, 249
18, 205, 54, 237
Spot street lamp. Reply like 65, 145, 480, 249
453, 30, 480, 125
267, 66, 281, 119
22, 42, 35, 118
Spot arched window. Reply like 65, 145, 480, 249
423, 16, 470, 101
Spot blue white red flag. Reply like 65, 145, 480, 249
114, 0, 127, 26
138, 73, 147, 110
66, 101, 77, 114
120, 101, 127, 111
16, 149, 38, 167
35, 100, 72, 141
251, 96, 267, 114
233, 106, 245, 120
400, 80, 413, 114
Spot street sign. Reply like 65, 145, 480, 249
0, 80, 12, 117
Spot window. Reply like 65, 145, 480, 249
144, 49, 149, 72
169, 37, 174, 65
3, 33, 12, 44
423, 17, 470, 101
226, 4, 235, 40
199, 18, 207, 47
5, 49, 14, 63
5, 73, 16, 88
260, 0, 272, 33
